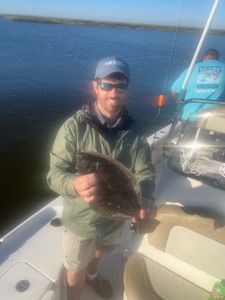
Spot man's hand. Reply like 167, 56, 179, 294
73, 173, 99, 203
131, 197, 155, 223
131, 208, 151, 224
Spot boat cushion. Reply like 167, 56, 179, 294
124, 204, 225, 300
123, 252, 163, 300
150, 205, 224, 244
197, 107, 225, 134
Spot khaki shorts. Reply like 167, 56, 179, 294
63, 227, 122, 272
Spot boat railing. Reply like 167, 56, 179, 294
182, 99, 225, 106
166, 98, 225, 145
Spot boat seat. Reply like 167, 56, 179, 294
196, 107, 225, 134
124, 204, 225, 300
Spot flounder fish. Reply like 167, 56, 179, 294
75, 152, 141, 220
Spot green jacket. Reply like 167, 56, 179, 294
47, 102, 155, 238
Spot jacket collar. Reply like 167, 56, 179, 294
82, 100, 133, 131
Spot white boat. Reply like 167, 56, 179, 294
1, 1, 225, 299
1, 100, 225, 300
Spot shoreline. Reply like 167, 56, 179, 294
1, 14, 225, 34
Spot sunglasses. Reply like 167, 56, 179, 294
98, 81, 128, 93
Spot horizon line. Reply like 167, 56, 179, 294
1, 13, 225, 34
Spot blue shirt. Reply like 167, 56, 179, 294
171, 59, 225, 120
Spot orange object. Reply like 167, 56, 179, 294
158, 94, 165, 107
153, 94, 166, 107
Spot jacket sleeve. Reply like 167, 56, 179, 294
134, 135, 156, 199
47, 118, 78, 198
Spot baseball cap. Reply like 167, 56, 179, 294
94, 56, 129, 80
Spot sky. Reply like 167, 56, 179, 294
1, 0, 225, 30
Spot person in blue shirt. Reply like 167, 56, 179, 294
171, 48, 225, 121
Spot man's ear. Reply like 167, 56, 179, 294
92, 80, 98, 94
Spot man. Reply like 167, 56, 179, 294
171, 48, 225, 121
47, 56, 155, 300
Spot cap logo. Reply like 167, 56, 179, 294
105, 60, 120, 66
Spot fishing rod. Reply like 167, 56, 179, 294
155, 0, 185, 119
149, 0, 185, 151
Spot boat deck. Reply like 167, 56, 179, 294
0, 197, 140, 300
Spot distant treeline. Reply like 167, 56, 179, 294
1, 14, 225, 35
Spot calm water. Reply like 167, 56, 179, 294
1, 18, 225, 234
